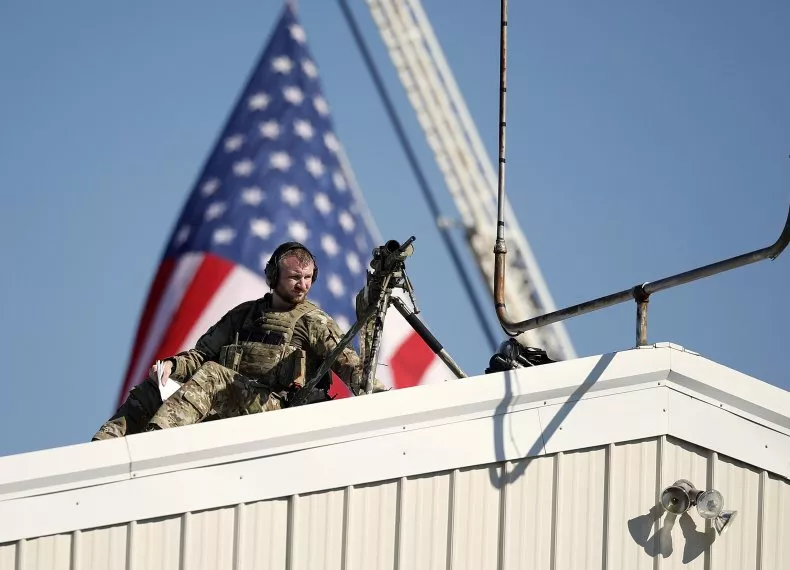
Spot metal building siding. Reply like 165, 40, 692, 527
345, 480, 398, 570
183, 508, 236, 570
761, 473, 790, 569
3, 435, 790, 570
17, 533, 72, 570
659, 437, 710, 570
713, 455, 760, 570
129, 515, 181, 570
79, 525, 127, 570
607, 439, 659, 570
0, 542, 16, 570
236, 498, 288, 569
501, 455, 555, 569
292, 489, 345, 570
555, 447, 607, 570
450, 464, 501, 570
399, 472, 451, 570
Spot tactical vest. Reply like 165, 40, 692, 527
219, 299, 319, 391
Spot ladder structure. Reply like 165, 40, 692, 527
362, 0, 576, 359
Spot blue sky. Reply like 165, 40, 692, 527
0, 0, 787, 457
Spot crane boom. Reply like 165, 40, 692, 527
363, 0, 576, 359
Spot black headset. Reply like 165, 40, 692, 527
264, 242, 319, 287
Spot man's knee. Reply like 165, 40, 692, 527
192, 361, 236, 386
92, 418, 127, 441
146, 361, 251, 431
93, 379, 164, 440
147, 377, 213, 430
129, 379, 163, 412
180, 382, 214, 418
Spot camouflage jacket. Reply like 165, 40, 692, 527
167, 294, 383, 395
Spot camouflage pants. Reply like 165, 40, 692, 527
92, 377, 178, 441
145, 361, 281, 431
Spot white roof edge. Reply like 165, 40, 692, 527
0, 344, 788, 543
2, 347, 671, 501
666, 347, 790, 433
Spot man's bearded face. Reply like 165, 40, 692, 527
275, 254, 315, 305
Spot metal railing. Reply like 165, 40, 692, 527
493, 0, 790, 348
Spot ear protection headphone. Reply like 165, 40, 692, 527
264, 242, 319, 287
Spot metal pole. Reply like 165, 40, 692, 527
493, 0, 510, 325
636, 299, 649, 347
391, 296, 467, 379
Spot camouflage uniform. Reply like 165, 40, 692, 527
143, 293, 384, 431
92, 377, 180, 440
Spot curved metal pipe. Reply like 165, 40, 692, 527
493, 2, 790, 339
496, 206, 789, 336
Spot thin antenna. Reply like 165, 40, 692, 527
493, 0, 511, 328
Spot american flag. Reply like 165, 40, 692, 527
117, 4, 451, 407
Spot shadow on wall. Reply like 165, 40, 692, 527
628, 505, 716, 563
488, 352, 616, 488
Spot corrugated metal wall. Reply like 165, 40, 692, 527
2, 435, 787, 570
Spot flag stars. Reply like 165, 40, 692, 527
270, 151, 292, 171
346, 251, 362, 274
321, 234, 339, 257
175, 225, 190, 245
271, 56, 293, 74
333, 171, 347, 191
313, 95, 330, 116
305, 156, 325, 178
338, 211, 355, 233
327, 274, 346, 298
241, 186, 264, 206
250, 218, 274, 239
205, 202, 227, 221
259, 120, 280, 139
247, 92, 270, 111
283, 86, 304, 105
223, 134, 245, 152
281, 184, 303, 206
294, 119, 314, 140
200, 178, 220, 196
233, 159, 255, 177
301, 59, 318, 79
324, 132, 339, 153
289, 24, 307, 43
288, 220, 309, 241
334, 315, 351, 332
213, 227, 236, 245
314, 192, 333, 215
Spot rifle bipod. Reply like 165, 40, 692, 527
290, 237, 466, 406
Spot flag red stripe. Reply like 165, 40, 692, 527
117, 259, 176, 408
328, 372, 352, 399
151, 254, 235, 369
390, 333, 436, 389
